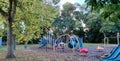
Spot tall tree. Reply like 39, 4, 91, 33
52, 3, 77, 34
13, 0, 58, 46
85, 0, 120, 43
0, 0, 17, 58
0, 0, 58, 58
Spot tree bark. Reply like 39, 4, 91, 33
24, 41, 28, 49
0, 0, 16, 58
6, 0, 17, 58
6, 19, 15, 58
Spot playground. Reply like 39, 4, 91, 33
0, 34, 119, 61
0, 27, 120, 61
0, 0, 120, 61
0, 43, 117, 61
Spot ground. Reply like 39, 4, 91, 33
0, 44, 116, 61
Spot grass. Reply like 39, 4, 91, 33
84, 43, 117, 47
0, 46, 6, 54
0, 43, 117, 54
0, 44, 38, 54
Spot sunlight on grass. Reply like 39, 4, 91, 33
0, 46, 7, 54
0, 43, 117, 54
0, 44, 39, 54
84, 43, 117, 47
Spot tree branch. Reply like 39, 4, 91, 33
8, 0, 13, 20
11, 0, 17, 20
0, 8, 8, 18
0, 1, 8, 4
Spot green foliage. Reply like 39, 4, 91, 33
85, 12, 103, 43
53, 0, 60, 4
0, 16, 6, 36
13, 0, 58, 43
52, 3, 84, 34
0, 0, 9, 12
85, 0, 120, 22
85, 0, 120, 43
73, 11, 85, 20
0, 0, 58, 43
100, 21, 118, 33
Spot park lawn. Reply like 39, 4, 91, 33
0, 43, 117, 61
0, 43, 116, 53
0, 44, 38, 53
0, 46, 6, 54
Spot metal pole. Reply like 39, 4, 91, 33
104, 37, 106, 47
117, 32, 119, 45
0, 37, 2, 47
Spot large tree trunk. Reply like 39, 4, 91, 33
0, 0, 16, 58
6, 19, 15, 58
6, 0, 16, 58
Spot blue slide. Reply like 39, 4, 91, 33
102, 45, 120, 61
113, 53, 120, 61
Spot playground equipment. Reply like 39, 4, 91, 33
39, 34, 83, 52
38, 36, 47, 48
58, 42, 65, 48
103, 32, 120, 46
0, 37, 2, 47
58, 42, 65, 52
102, 32, 120, 61
79, 48, 88, 56
38, 35, 53, 48
68, 35, 77, 48
97, 46, 104, 52
54, 34, 83, 52
102, 45, 120, 61
68, 40, 77, 48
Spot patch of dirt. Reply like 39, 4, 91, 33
0, 45, 115, 61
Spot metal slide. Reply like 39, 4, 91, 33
102, 45, 120, 61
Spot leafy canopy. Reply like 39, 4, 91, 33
0, 0, 58, 42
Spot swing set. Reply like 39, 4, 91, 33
103, 32, 120, 46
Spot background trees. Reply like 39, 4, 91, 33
53, 3, 76, 34
52, 3, 86, 36
85, 0, 120, 43
0, 0, 58, 58
85, 12, 103, 43
85, 0, 120, 31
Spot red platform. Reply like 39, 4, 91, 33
79, 48, 88, 53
